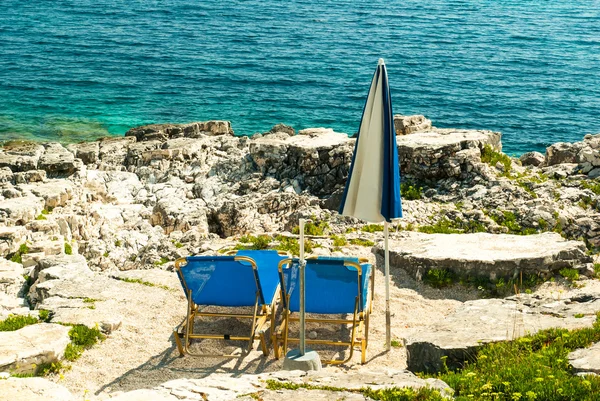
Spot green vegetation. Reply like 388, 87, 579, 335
418, 218, 462, 234
8, 243, 29, 263
41, 208, 51, 215
390, 339, 403, 348
331, 235, 347, 247
581, 179, 600, 195
575, 313, 585, 319
292, 219, 329, 236
265, 380, 446, 401
154, 256, 169, 266
594, 264, 600, 279
362, 224, 384, 233
114, 239, 122, 247
174, 242, 184, 248
38, 309, 51, 323
35, 214, 47, 220
481, 144, 512, 176
401, 183, 422, 200
235, 234, 272, 250
559, 268, 580, 282
103, 251, 109, 257
437, 314, 600, 401
424, 269, 456, 289
275, 235, 314, 255
488, 211, 538, 235
64, 242, 72, 255
422, 268, 545, 296
349, 238, 375, 247
64, 324, 105, 362
0, 314, 39, 331
117, 277, 171, 291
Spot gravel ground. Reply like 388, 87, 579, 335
54, 245, 584, 400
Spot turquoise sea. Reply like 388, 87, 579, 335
1, 0, 599, 154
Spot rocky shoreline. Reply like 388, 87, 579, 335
1, 116, 600, 399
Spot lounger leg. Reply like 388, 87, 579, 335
183, 292, 194, 355
247, 292, 261, 353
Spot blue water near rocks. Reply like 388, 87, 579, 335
1, 0, 599, 155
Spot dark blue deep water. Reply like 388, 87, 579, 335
1, 0, 599, 154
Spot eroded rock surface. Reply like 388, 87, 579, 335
403, 293, 600, 373
569, 342, 600, 376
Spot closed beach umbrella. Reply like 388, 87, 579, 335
339, 58, 402, 351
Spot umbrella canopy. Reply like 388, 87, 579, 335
339, 59, 402, 222
339, 58, 402, 350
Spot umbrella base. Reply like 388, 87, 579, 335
282, 348, 322, 372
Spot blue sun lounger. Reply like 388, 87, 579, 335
174, 250, 287, 358
275, 256, 374, 364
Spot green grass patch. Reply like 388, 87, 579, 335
8, 243, 29, 263
292, 219, 329, 236
174, 242, 184, 248
418, 218, 462, 234
581, 179, 600, 195
235, 234, 272, 250
481, 144, 512, 176
63, 324, 105, 362
64, 242, 72, 255
0, 314, 39, 331
362, 224, 384, 233
349, 238, 375, 247
274, 235, 314, 255
391, 339, 403, 348
437, 314, 600, 401
559, 268, 580, 282
424, 268, 456, 288
265, 380, 446, 401
35, 214, 47, 220
401, 183, 422, 200
153, 256, 169, 266
116, 277, 171, 291
331, 235, 347, 247
38, 309, 51, 323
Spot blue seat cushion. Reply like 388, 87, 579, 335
234, 250, 286, 305
283, 258, 371, 314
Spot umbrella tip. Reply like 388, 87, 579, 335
378, 58, 385, 66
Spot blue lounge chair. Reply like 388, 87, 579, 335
275, 256, 374, 364
174, 250, 287, 358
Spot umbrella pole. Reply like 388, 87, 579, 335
384, 221, 391, 351
299, 218, 306, 356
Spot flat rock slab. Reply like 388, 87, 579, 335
0, 377, 75, 401
106, 369, 452, 400
0, 323, 71, 375
375, 232, 590, 281
404, 293, 600, 374
569, 342, 600, 375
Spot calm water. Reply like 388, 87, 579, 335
1, 0, 599, 154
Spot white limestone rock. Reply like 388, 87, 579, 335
0, 377, 75, 401
0, 323, 71, 375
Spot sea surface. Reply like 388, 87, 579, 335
1, 0, 599, 155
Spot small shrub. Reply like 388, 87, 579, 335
594, 263, 600, 279
331, 235, 347, 247
0, 314, 39, 331
174, 242, 184, 248
361, 224, 384, 233
64, 242, 72, 255
425, 269, 455, 288
575, 313, 585, 318
581, 179, 600, 195
349, 238, 375, 247
401, 183, 422, 200
9, 243, 29, 263
275, 236, 314, 255
114, 240, 122, 247
235, 234, 272, 250
35, 214, 47, 220
559, 268, 580, 282
292, 220, 329, 236
390, 339, 403, 348
103, 251, 109, 257
69, 324, 105, 349
41, 208, 51, 215
418, 218, 462, 234
38, 309, 51, 323
481, 144, 512, 175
